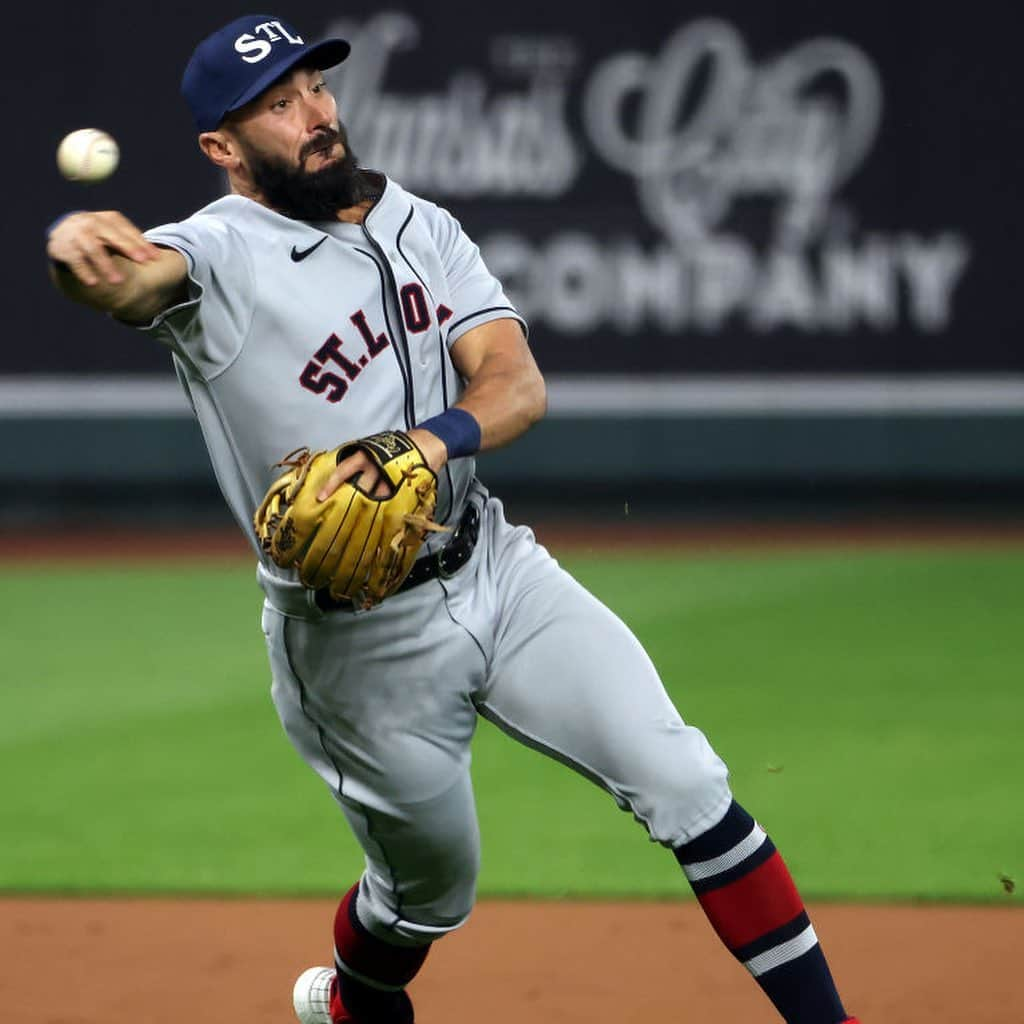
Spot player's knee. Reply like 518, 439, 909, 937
358, 850, 480, 944
631, 752, 733, 848
364, 893, 477, 945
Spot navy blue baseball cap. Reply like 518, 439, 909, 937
182, 14, 350, 131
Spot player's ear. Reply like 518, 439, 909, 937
198, 130, 239, 170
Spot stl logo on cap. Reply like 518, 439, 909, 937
234, 19, 305, 64
181, 14, 349, 130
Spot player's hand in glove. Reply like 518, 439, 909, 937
254, 431, 446, 609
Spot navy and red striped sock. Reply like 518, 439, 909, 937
675, 800, 852, 1024
330, 883, 429, 1023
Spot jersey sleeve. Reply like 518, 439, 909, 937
429, 204, 528, 348
132, 214, 255, 380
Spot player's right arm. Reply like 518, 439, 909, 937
46, 210, 189, 323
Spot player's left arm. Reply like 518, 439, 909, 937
419, 316, 546, 458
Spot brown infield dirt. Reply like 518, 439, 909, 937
1, 898, 1020, 1023
2, 523, 1022, 1023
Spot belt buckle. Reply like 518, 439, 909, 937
435, 542, 459, 580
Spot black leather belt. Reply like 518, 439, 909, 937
314, 503, 481, 612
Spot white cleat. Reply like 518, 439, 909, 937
293, 965, 336, 1024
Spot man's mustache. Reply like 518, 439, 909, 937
300, 129, 343, 161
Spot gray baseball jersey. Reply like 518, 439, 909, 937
140, 174, 523, 576
133, 175, 731, 947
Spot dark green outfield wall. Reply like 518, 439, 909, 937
4, 414, 1024, 484
484, 416, 1024, 483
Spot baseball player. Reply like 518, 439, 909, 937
46, 14, 861, 1024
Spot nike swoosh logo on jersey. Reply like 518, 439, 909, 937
291, 236, 328, 262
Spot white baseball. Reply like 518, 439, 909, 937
56, 128, 120, 183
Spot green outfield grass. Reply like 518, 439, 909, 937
1, 545, 1021, 902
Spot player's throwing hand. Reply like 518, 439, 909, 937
47, 210, 162, 286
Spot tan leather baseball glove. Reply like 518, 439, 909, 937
254, 431, 443, 608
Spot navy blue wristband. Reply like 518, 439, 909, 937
416, 408, 482, 460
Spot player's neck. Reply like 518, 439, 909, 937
336, 200, 374, 224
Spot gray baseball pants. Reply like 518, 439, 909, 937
259, 484, 732, 946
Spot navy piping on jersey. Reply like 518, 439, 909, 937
354, 247, 414, 429
394, 206, 457, 525
360, 227, 418, 429
445, 305, 521, 340
393, 206, 450, 403
395, 207, 428, 290
394, 204, 448, 410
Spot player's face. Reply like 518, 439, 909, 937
233, 66, 344, 172
227, 67, 369, 219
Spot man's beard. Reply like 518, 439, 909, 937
243, 125, 374, 220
